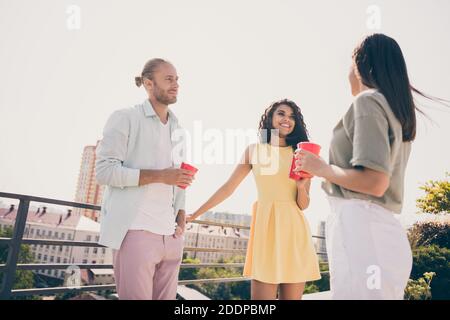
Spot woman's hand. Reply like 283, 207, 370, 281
296, 177, 311, 189
295, 177, 311, 210
186, 213, 198, 223
294, 149, 330, 178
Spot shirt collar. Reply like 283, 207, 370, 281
143, 99, 178, 123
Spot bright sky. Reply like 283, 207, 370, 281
1, 0, 449, 234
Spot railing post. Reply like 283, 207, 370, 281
0, 198, 29, 300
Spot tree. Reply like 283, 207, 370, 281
316, 263, 330, 292
304, 262, 330, 294
179, 257, 201, 281
410, 245, 450, 300
54, 291, 79, 300
407, 221, 450, 250
406, 172, 450, 299
0, 226, 40, 300
405, 272, 435, 300
191, 255, 250, 300
416, 173, 450, 214
303, 283, 319, 294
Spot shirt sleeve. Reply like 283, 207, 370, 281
95, 110, 140, 188
348, 94, 393, 176
173, 126, 187, 212
176, 188, 186, 211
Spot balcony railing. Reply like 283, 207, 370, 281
0, 192, 328, 300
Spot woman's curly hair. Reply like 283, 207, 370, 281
258, 99, 309, 151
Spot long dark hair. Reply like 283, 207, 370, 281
258, 99, 309, 151
353, 33, 448, 142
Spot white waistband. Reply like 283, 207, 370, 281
326, 196, 396, 216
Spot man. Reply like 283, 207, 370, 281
95, 58, 194, 300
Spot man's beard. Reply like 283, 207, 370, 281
154, 85, 177, 105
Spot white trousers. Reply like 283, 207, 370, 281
326, 197, 413, 300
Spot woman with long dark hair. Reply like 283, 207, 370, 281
295, 33, 446, 299
187, 99, 321, 299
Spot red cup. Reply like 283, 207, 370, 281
178, 162, 198, 189
289, 142, 321, 180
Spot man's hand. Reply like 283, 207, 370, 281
173, 225, 185, 239
162, 168, 195, 188
174, 210, 186, 239
139, 168, 195, 187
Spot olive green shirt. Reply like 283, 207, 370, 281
322, 89, 412, 213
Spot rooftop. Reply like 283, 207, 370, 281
185, 223, 248, 238
0, 206, 100, 232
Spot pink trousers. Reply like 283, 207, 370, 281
113, 230, 184, 300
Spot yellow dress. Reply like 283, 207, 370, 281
243, 143, 321, 284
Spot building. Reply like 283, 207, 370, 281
316, 221, 328, 262
0, 204, 251, 280
201, 211, 251, 232
74, 141, 105, 222
183, 211, 250, 263
80, 268, 115, 286
184, 219, 249, 263
0, 204, 113, 283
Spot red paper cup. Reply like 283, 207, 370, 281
289, 142, 321, 180
178, 162, 198, 189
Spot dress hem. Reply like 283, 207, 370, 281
243, 273, 322, 284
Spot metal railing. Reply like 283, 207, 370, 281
0, 192, 328, 299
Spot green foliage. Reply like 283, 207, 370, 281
181, 255, 330, 299
405, 272, 435, 300
54, 291, 79, 300
186, 255, 250, 300
179, 257, 201, 281
409, 245, 450, 300
304, 263, 330, 294
303, 283, 319, 294
0, 226, 40, 300
405, 173, 450, 300
315, 263, 330, 292
407, 221, 450, 250
416, 173, 450, 214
